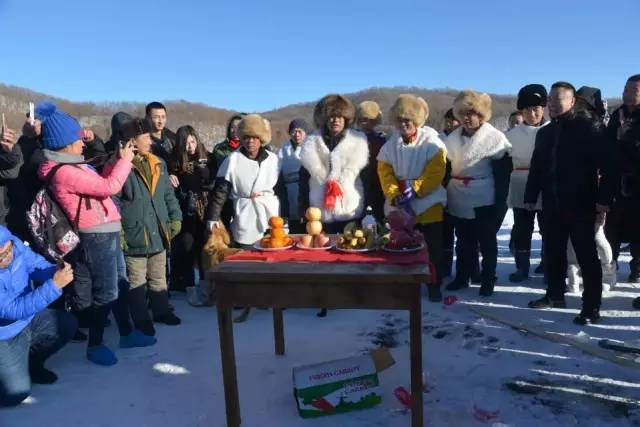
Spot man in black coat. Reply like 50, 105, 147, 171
605, 75, 640, 285
524, 82, 616, 325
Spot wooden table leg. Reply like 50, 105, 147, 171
273, 308, 285, 355
410, 289, 424, 427
217, 304, 241, 427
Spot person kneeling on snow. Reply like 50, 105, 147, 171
0, 226, 76, 406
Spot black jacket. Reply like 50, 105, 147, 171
151, 128, 176, 165
524, 109, 616, 213
0, 142, 24, 226
607, 105, 640, 200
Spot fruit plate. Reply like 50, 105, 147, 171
334, 246, 376, 253
382, 243, 425, 254
296, 242, 336, 251
253, 242, 294, 252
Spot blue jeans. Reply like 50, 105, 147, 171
0, 309, 77, 406
71, 232, 120, 311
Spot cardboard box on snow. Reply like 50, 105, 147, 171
292, 348, 395, 418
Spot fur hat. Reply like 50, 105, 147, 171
356, 101, 382, 125
517, 84, 548, 110
313, 94, 355, 129
238, 114, 271, 145
453, 89, 493, 122
390, 94, 429, 128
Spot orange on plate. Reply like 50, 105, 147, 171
271, 228, 286, 239
269, 216, 285, 229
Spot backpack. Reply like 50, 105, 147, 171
27, 163, 88, 262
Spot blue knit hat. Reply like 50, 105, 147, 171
36, 102, 83, 150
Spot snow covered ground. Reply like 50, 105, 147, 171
2, 212, 640, 427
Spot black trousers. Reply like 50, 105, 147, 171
544, 210, 602, 310
512, 208, 544, 252
416, 222, 443, 286
442, 214, 455, 277
171, 216, 206, 290
451, 206, 499, 283
605, 197, 640, 273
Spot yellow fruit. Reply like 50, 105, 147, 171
354, 230, 364, 239
300, 234, 313, 247
271, 228, 286, 239
305, 207, 322, 222
306, 220, 323, 236
350, 238, 359, 248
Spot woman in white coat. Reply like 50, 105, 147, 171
206, 114, 281, 247
298, 94, 369, 317
298, 94, 369, 234
506, 84, 549, 282
444, 90, 513, 296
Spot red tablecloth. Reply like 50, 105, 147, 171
224, 247, 430, 266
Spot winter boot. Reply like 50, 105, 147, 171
149, 290, 182, 325
29, 362, 58, 384
628, 259, 640, 283
427, 284, 443, 302
120, 329, 157, 349
446, 277, 470, 291
573, 308, 601, 325
479, 277, 496, 297
87, 344, 118, 366
528, 296, 566, 309
128, 286, 156, 336
509, 251, 531, 283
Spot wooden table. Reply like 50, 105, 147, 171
211, 261, 429, 427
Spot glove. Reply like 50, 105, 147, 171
170, 220, 182, 239
396, 187, 416, 206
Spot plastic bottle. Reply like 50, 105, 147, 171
361, 206, 378, 237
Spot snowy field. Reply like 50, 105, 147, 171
2, 212, 640, 427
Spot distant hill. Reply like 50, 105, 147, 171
1, 83, 524, 150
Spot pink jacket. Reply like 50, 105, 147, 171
38, 158, 132, 231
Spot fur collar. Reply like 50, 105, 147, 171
299, 129, 369, 183
446, 122, 511, 167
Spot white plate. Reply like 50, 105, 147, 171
334, 246, 376, 253
296, 242, 336, 251
382, 243, 425, 254
253, 242, 294, 252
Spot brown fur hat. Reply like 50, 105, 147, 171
453, 89, 492, 122
390, 94, 429, 128
313, 94, 355, 129
238, 114, 271, 145
356, 101, 382, 125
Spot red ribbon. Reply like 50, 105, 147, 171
229, 137, 241, 149
324, 180, 343, 210
451, 176, 475, 186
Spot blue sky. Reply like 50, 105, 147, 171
0, 0, 637, 112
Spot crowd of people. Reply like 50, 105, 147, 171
0, 73, 639, 407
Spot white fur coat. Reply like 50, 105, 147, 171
445, 123, 511, 219
299, 129, 369, 223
